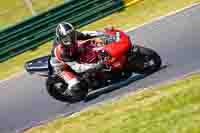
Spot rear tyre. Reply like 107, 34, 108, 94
46, 76, 88, 102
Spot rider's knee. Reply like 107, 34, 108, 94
50, 57, 64, 73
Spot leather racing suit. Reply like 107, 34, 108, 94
50, 30, 104, 90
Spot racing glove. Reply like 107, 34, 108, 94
98, 50, 112, 71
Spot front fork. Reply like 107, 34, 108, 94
127, 45, 141, 62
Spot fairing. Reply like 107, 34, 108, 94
25, 55, 50, 76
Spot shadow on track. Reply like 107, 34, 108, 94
84, 65, 168, 102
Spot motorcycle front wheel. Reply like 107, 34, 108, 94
127, 45, 162, 74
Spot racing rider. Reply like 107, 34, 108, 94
50, 22, 106, 95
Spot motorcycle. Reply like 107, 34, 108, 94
25, 28, 162, 102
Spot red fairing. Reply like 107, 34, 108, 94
102, 29, 131, 70
102, 29, 131, 59
77, 28, 132, 70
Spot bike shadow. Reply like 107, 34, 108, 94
84, 65, 168, 102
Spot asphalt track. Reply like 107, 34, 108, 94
0, 4, 200, 133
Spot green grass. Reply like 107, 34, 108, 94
31, 0, 63, 12
0, 0, 63, 29
0, 0, 199, 79
24, 73, 200, 133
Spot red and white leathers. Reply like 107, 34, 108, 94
50, 30, 104, 90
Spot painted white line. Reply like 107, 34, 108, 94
126, 2, 200, 32
0, 71, 25, 84
1, 2, 199, 83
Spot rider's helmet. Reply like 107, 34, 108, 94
56, 22, 76, 47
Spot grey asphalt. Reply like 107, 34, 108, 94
1, 4, 200, 133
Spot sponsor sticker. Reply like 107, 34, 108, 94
115, 32, 120, 42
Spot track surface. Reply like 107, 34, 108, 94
1, 4, 200, 133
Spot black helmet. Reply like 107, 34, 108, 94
56, 22, 76, 46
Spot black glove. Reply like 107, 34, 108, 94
97, 50, 112, 72
98, 50, 111, 62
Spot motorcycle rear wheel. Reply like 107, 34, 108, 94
46, 76, 88, 102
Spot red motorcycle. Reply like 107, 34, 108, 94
25, 28, 162, 102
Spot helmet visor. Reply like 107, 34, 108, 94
61, 30, 77, 46
62, 35, 71, 46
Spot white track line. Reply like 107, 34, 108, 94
126, 2, 200, 32
1, 2, 199, 83
0, 71, 25, 83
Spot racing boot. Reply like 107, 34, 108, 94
62, 71, 88, 100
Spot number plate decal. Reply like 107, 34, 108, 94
115, 32, 120, 42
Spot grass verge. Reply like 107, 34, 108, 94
0, 0, 199, 80
24, 73, 200, 133
0, 0, 63, 29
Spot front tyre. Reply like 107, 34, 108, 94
128, 46, 162, 74
46, 76, 88, 102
